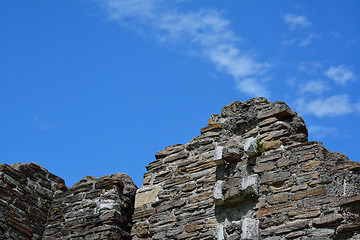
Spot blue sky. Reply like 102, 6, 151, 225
1, 0, 359, 187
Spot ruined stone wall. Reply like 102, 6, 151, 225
0, 163, 137, 240
0, 163, 65, 239
1, 97, 360, 239
43, 173, 137, 240
131, 97, 360, 239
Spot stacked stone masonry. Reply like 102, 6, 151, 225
1, 97, 360, 239
0, 163, 137, 239
132, 98, 360, 240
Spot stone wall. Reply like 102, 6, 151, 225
1, 97, 360, 239
43, 173, 137, 240
131, 97, 360, 239
0, 163, 137, 240
0, 163, 65, 239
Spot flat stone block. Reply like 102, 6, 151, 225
253, 162, 275, 173
200, 123, 222, 134
290, 187, 326, 201
313, 213, 343, 227
263, 140, 281, 150
257, 202, 297, 218
267, 193, 288, 205
134, 187, 161, 208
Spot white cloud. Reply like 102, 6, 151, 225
329, 31, 341, 39
308, 125, 340, 139
295, 94, 353, 117
355, 101, 360, 115
235, 78, 270, 97
96, 0, 270, 96
284, 14, 311, 30
34, 117, 53, 131
98, 0, 158, 21
324, 65, 356, 86
286, 77, 296, 87
298, 33, 320, 47
297, 80, 330, 95
298, 61, 322, 74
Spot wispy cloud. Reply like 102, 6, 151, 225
329, 31, 341, 39
355, 101, 360, 115
235, 78, 270, 97
284, 14, 311, 30
286, 77, 296, 87
298, 33, 320, 47
297, 80, 330, 95
96, 0, 270, 97
324, 65, 356, 86
298, 61, 322, 75
308, 125, 342, 139
295, 94, 353, 117
34, 117, 53, 131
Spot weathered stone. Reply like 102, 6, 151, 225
291, 184, 308, 192
291, 187, 326, 201
244, 127, 260, 138
184, 224, 203, 232
8, 218, 33, 237
208, 114, 220, 125
242, 218, 259, 239
186, 160, 216, 173
257, 153, 282, 163
213, 180, 225, 204
155, 144, 185, 159
309, 177, 332, 187
339, 195, 360, 206
267, 193, 288, 205
223, 151, 241, 163
253, 162, 275, 173
257, 202, 297, 218
257, 102, 293, 119
329, 161, 360, 174
260, 215, 285, 229
300, 153, 316, 162
182, 183, 196, 192
270, 178, 294, 193
274, 220, 308, 234
307, 228, 335, 238
303, 196, 338, 208
188, 190, 213, 204
200, 123, 222, 134
285, 230, 306, 239
132, 209, 156, 220
263, 140, 281, 150
135, 187, 161, 208
336, 223, 360, 233
288, 208, 321, 219
163, 150, 189, 163
260, 171, 291, 185
259, 117, 277, 127
244, 137, 258, 157
313, 213, 343, 227
276, 156, 297, 168
297, 171, 319, 184
163, 176, 190, 188
302, 160, 321, 171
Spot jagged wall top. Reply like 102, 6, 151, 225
131, 97, 360, 240
200, 97, 308, 147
